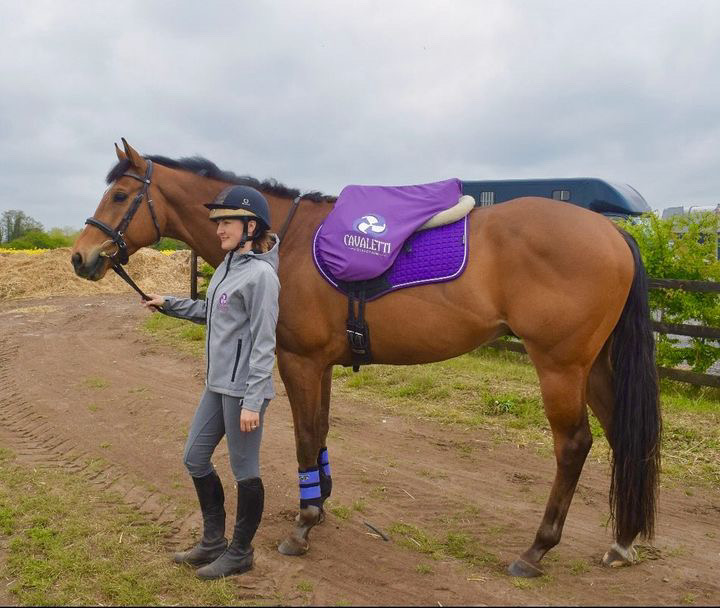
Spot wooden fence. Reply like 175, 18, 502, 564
188, 253, 719, 387
491, 277, 720, 388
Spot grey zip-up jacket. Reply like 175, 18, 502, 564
162, 236, 280, 412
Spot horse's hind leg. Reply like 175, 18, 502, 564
586, 342, 638, 568
586, 341, 612, 436
509, 362, 593, 577
276, 349, 327, 556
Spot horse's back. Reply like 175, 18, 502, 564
471, 196, 632, 278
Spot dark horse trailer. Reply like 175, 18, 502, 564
461, 178, 651, 218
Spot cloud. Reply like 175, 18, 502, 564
1, 0, 719, 230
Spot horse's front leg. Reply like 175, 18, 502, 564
276, 349, 329, 556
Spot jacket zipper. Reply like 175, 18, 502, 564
205, 251, 234, 382
231, 339, 243, 382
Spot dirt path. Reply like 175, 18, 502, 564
0, 294, 718, 605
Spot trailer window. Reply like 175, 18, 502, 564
479, 191, 495, 206
552, 190, 570, 201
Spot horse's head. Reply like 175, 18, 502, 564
71, 139, 166, 280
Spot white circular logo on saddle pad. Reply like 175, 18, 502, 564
353, 214, 387, 235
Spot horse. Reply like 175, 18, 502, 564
71, 139, 661, 577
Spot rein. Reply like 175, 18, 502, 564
85, 160, 164, 309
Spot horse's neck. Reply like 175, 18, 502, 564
160, 174, 227, 266
158, 170, 333, 268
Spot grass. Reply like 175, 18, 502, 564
331, 349, 551, 447
0, 448, 273, 606
327, 497, 369, 521
332, 348, 720, 487
141, 315, 720, 486
388, 522, 500, 570
142, 311, 720, 485
567, 559, 590, 575
83, 376, 109, 389
352, 498, 367, 513
328, 502, 352, 520
142, 313, 206, 357
511, 575, 553, 590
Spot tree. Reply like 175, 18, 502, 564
0, 210, 43, 243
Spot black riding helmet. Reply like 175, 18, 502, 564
204, 185, 271, 231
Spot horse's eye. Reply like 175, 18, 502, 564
113, 192, 128, 203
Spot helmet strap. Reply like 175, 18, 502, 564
232, 218, 257, 251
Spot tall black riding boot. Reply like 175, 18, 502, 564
173, 470, 227, 567
196, 477, 264, 580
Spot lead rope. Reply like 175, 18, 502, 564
110, 262, 165, 313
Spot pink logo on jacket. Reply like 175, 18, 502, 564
218, 292, 229, 312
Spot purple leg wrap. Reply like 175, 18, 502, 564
317, 447, 332, 500
318, 447, 331, 477
298, 467, 323, 509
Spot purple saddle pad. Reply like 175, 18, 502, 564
315, 178, 463, 281
313, 215, 469, 302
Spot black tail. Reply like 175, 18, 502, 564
609, 230, 662, 543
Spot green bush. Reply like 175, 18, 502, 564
150, 237, 188, 251
196, 262, 215, 300
4, 230, 73, 249
619, 212, 720, 373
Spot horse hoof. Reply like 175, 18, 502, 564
508, 558, 543, 578
278, 537, 309, 556
602, 544, 636, 568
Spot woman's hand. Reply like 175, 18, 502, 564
142, 294, 166, 310
240, 408, 260, 432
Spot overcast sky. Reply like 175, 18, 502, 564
1, 0, 719, 230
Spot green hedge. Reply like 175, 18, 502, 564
3, 229, 75, 249
619, 212, 720, 373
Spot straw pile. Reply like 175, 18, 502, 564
0, 248, 194, 300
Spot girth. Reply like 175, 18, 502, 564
345, 283, 373, 372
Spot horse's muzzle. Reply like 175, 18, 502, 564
71, 250, 107, 281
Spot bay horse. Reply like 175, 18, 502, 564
72, 140, 661, 577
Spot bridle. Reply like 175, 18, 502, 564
86, 160, 161, 265
84, 159, 305, 308
84, 160, 163, 306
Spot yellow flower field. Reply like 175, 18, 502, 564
0, 248, 178, 255
0, 248, 51, 254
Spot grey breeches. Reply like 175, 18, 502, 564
183, 388, 270, 481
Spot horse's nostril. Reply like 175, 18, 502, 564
71, 252, 83, 270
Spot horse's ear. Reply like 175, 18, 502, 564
121, 137, 147, 171
115, 142, 127, 162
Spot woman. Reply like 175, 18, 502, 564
142, 185, 280, 580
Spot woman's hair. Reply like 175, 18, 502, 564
251, 227, 274, 254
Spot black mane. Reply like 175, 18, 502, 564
106, 155, 335, 203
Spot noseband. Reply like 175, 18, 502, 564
84, 160, 163, 307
